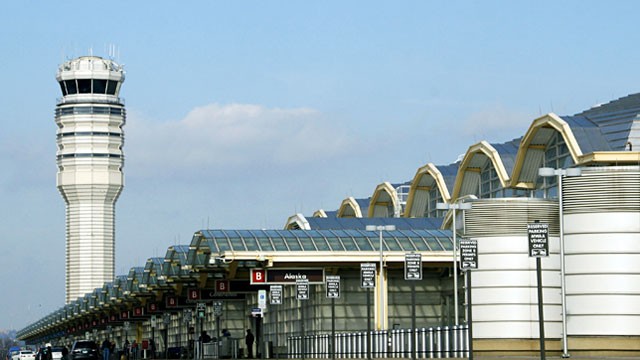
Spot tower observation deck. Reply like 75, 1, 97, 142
55, 56, 125, 303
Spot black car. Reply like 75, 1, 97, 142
69, 341, 98, 360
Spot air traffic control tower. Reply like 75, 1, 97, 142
55, 56, 125, 303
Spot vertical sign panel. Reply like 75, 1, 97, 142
460, 239, 478, 271
326, 275, 340, 299
270, 285, 283, 305
528, 223, 549, 257
360, 263, 376, 288
404, 253, 422, 280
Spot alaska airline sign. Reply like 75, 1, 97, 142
250, 268, 325, 285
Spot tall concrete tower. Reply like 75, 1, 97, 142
55, 56, 125, 303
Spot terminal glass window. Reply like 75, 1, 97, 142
536, 132, 574, 198
479, 163, 503, 198
427, 187, 444, 218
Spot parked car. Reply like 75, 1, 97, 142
12, 350, 35, 360
50, 347, 64, 360
69, 340, 98, 360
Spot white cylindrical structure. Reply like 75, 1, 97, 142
562, 166, 640, 336
55, 56, 125, 303
462, 198, 562, 340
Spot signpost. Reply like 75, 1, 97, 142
325, 275, 340, 360
297, 279, 309, 360
404, 254, 421, 360
460, 239, 477, 360
529, 222, 549, 360
361, 263, 375, 360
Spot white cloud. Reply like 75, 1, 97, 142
126, 103, 353, 177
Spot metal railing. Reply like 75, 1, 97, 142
287, 325, 468, 359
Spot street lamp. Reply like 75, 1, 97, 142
365, 224, 396, 330
436, 201, 472, 325
538, 167, 581, 358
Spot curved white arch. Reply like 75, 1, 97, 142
451, 141, 511, 200
368, 182, 400, 218
404, 163, 452, 218
337, 197, 363, 218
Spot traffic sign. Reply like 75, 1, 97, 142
404, 253, 422, 280
258, 290, 267, 309
325, 275, 340, 299
123, 321, 130, 331
270, 285, 283, 305
196, 302, 206, 318
528, 223, 549, 257
459, 239, 478, 270
360, 263, 376, 288
183, 309, 192, 323
213, 301, 223, 316
163, 313, 171, 325
150, 315, 157, 328
296, 279, 309, 300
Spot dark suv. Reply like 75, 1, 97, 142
70, 340, 98, 360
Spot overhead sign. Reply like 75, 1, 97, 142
270, 285, 283, 305
250, 269, 267, 284
326, 275, 340, 299
296, 279, 309, 300
404, 253, 422, 280
459, 239, 478, 270
528, 223, 549, 257
360, 263, 376, 288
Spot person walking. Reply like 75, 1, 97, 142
130, 341, 138, 360
101, 339, 111, 360
244, 329, 254, 359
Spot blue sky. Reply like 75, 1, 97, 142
1, 1, 639, 330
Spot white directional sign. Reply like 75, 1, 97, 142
325, 275, 340, 299
270, 285, 283, 305
296, 279, 309, 300
360, 263, 376, 288
528, 223, 549, 257
404, 253, 422, 280
459, 239, 478, 270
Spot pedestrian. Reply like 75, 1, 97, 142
130, 341, 138, 360
244, 329, 254, 359
101, 339, 111, 360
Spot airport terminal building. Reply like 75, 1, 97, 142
18, 63, 640, 357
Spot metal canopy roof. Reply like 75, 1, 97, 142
195, 229, 452, 253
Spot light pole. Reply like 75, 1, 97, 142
436, 201, 472, 325
538, 167, 581, 358
365, 224, 396, 330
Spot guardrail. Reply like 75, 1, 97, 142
287, 325, 469, 359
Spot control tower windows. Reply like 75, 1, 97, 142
65, 80, 77, 94
93, 79, 107, 94
106, 80, 118, 95
59, 79, 119, 95
78, 79, 92, 93
59, 81, 68, 96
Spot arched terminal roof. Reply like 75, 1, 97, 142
284, 215, 443, 230
451, 140, 517, 200
337, 196, 366, 218
404, 163, 456, 218
368, 182, 401, 217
